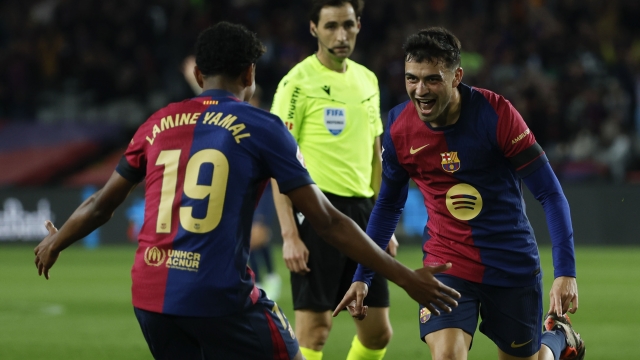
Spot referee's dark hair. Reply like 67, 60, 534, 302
403, 27, 462, 70
310, 0, 364, 24
195, 22, 266, 78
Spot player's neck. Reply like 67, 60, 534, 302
429, 87, 462, 128
202, 77, 246, 101
316, 51, 347, 73
444, 87, 462, 126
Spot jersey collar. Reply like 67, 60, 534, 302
421, 83, 471, 132
311, 54, 350, 74
197, 89, 240, 101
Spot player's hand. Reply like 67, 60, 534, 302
34, 220, 60, 280
403, 263, 460, 316
282, 236, 310, 274
548, 276, 578, 316
332, 281, 369, 320
385, 234, 399, 257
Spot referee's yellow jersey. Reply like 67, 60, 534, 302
271, 55, 383, 198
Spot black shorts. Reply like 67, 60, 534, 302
291, 193, 390, 311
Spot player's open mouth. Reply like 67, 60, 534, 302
417, 99, 436, 113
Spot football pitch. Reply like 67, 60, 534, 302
1, 244, 638, 359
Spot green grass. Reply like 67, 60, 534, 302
1, 244, 639, 359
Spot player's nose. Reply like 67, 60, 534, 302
415, 82, 430, 95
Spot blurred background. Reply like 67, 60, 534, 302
2, 0, 640, 243
1, 0, 639, 359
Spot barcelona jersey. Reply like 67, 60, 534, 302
116, 89, 313, 316
383, 83, 548, 287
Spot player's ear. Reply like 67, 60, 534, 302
193, 65, 204, 89
310, 21, 318, 37
241, 63, 256, 88
452, 67, 463, 88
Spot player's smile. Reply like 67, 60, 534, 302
405, 59, 463, 127
416, 98, 437, 116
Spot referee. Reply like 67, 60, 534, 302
270, 1, 397, 359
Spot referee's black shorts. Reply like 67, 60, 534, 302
290, 192, 390, 312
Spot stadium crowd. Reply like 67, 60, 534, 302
1, 0, 639, 183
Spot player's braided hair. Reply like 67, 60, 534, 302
195, 22, 266, 78
403, 27, 461, 70
310, 0, 364, 24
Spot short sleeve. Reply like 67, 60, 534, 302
485, 91, 547, 177
115, 130, 147, 183
260, 117, 314, 193
270, 76, 306, 141
494, 95, 536, 157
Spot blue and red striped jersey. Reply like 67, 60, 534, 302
116, 89, 313, 316
383, 83, 548, 287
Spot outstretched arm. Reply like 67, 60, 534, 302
271, 178, 310, 274
371, 136, 399, 256
523, 162, 578, 316
285, 184, 460, 316
339, 181, 410, 319
353, 181, 408, 286
34, 171, 137, 279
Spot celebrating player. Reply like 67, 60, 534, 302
33, 22, 460, 360
270, 1, 398, 359
338, 27, 585, 360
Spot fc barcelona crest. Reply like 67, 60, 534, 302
419, 307, 431, 323
441, 152, 461, 173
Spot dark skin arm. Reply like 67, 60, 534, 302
34, 172, 137, 279
285, 184, 460, 315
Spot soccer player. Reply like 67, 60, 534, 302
338, 27, 586, 360
270, 1, 397, 359
33, 22, 461, 360
182, 55, 282, 299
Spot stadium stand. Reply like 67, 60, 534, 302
0, 0, 639, 185
0, 123, 123, 186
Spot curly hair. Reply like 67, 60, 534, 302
195, 22, 266, 78
403, 27, 461, 70
310, 0, 364, 24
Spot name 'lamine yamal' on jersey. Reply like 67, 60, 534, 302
117, 89, 313, 317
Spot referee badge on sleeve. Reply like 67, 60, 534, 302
324, 108, 346, 135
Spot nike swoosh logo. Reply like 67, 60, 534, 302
409, 144, 430, 154
510, 339, 533, 348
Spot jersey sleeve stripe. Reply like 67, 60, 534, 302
509, 142, 544, 167
510, 143, 549, 178
276, 175, 315, 194
115, 155, 146, 183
